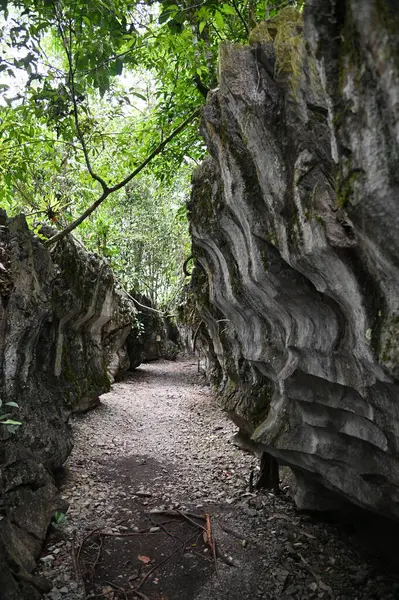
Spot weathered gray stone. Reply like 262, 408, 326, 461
127, 294, 179, 363
188, 3, 399, 518
0, 212, 142, 598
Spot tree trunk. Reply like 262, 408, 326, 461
256, 452, 280, 492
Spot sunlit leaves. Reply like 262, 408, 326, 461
0, 0, 301, 305
159, 4, 179, 24
78, 169, 191, 307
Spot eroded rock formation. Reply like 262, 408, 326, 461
0, 212, 141, 599
187, 2, 399, 518
128, 293, 179, 363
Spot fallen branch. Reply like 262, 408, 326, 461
148, 510, 235, 568
74, 528, 101, 598
177, 508, 207, 531
104, 580, 128, 600
76, 526, 168, 598
90, 536, 104, 579
97, 531, 167, 538
148, 516, 182, 542
146, 509, 206, 521
77, 529, 102, 566
203, 513, 219, 578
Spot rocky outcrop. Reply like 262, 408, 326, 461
0, 212, 141, 599
188, 2, 399, 518
127, 294, 179, 364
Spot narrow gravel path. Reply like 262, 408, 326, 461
39, 359, 399, 600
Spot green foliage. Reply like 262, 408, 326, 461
0, 0, 302, 306
0, 398, 22, 433
51, 510, 67, 528
80, 169, 191, 306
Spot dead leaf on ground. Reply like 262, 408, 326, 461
301, 531, 317, 540
319, 579, 333, 593
267, 513, 291, 522
138, 554, 151, 564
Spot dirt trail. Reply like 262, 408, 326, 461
39, 359, 399, 600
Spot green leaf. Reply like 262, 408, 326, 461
220, 4, 235, 15
30, 21, 50, 36
159, 5, 179, 24
167, 19, 183, 34
130, 91, 147, 102
214, 10, 225, 31
1, 419, 22, 426
5, 402, 19, 408
77, 54, 89, 70
53, 511, 66, 524
110, 58, 123, 76
198, 21, 206, 34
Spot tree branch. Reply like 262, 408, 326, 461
231, 0, 249, 35
45, 1, 201, 249
55, 3, 109, 191
108, 108, 200, 194
44, 108, 200, 246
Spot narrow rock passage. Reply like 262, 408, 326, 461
40, 359, 398, 600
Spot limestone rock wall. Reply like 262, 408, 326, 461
188, 2, 399, 518
0, 212, 141, 599
127, 293, 179, 364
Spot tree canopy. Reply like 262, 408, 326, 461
0, 0, 302, 305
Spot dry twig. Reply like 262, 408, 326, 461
146, 509, 206, 521
203, 513, 219, 578
90, 537, 104, 579
104, 580, 128, 599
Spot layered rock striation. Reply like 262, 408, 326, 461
0, 212, 141, 598
188, 2, 399, 518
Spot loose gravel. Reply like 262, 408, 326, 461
37, 358, 399, 600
